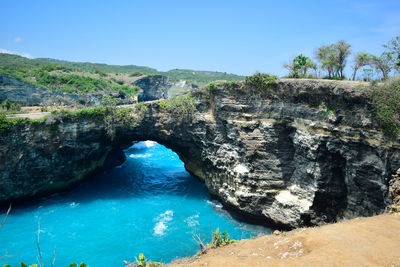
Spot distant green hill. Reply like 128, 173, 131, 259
35, 57, 159, 74
0, 53, 142, 96
0, 53, 244, 86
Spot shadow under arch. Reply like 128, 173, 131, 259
8, 140, 210, 212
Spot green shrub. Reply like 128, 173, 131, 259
129, 71, 144, 77
52, 106, 136, 139
40, 64, 73, 72
209, 228, 238, 248
93, 69, 107, 77
101, 94, 117, 107
0, 99, 21, 112
115, 107, 134, 126
115, 85, 141, 97
69, 262, 88, 267
244, 72, 277, 90
0, 114, 30, 135
372, 77, 400, 137
51, 107, 111, 120
149, 74, 163, 78
158, 95, 195, 115
326, 105, 335, 114
216, 80, 236, 89
207, 82, 217, 95
135, 102, 148, 117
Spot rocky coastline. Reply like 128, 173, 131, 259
1, 78, 399, 229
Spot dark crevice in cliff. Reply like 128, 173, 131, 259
272, 121, 296, 184
309, 149, 348, 224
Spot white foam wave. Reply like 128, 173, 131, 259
129, 153, 152, 158
70, 202, 80, 207
153, 210, 174, 236
154, 221, 167, 236
132, 141, 157, 149
206, 200, 223, 209
144, 140, 156, 147
185, 214, 200, 227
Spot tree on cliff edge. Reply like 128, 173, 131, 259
315, 40, 351, 79
351, 52, 370, 80
384, 35, 400, 71
284, 54, 316, 78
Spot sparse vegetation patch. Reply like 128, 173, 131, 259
372, 77, 400, 137
244, 72, 277, 90
159, 95, 196, 116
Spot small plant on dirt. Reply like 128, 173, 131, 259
69, 263, 88, 267
209, 228, 238, 248
193, 228, 238, 255
124, 253, 162, 267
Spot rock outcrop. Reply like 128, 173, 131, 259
134, 75, 197, 102
389, 169, 400, 212
1, 79, 399, 229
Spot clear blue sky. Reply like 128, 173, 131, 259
1, 0, 399, 76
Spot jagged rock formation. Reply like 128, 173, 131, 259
134, 75, 197, 102
1, 79, 399, 229
389, 169, 400, 212
0, 75, 132, 106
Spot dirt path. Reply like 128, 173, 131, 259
169, 214, 400, 267
6, 112, 50, 120
5, 104, 140, 120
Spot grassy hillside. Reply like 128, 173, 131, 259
35, 57, 159, 74
0, 54, 141, 96
0, 53, 244, 86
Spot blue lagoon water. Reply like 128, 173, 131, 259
0, 141, 271, 266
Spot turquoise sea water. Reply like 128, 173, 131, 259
0, 141, 271, 266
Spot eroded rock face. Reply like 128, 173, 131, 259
134, 75, 197, 102
389, 169, 400, 212
1, 79, 399, 229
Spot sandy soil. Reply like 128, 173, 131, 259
6, 106, 58, 119
169, 214, 400, 267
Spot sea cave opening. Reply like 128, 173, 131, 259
1, 141, 271, 266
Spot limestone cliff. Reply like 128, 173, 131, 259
1, 79, 399, 229
134, 75, 197, 102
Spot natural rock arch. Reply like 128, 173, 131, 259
1, 79, 399, 229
